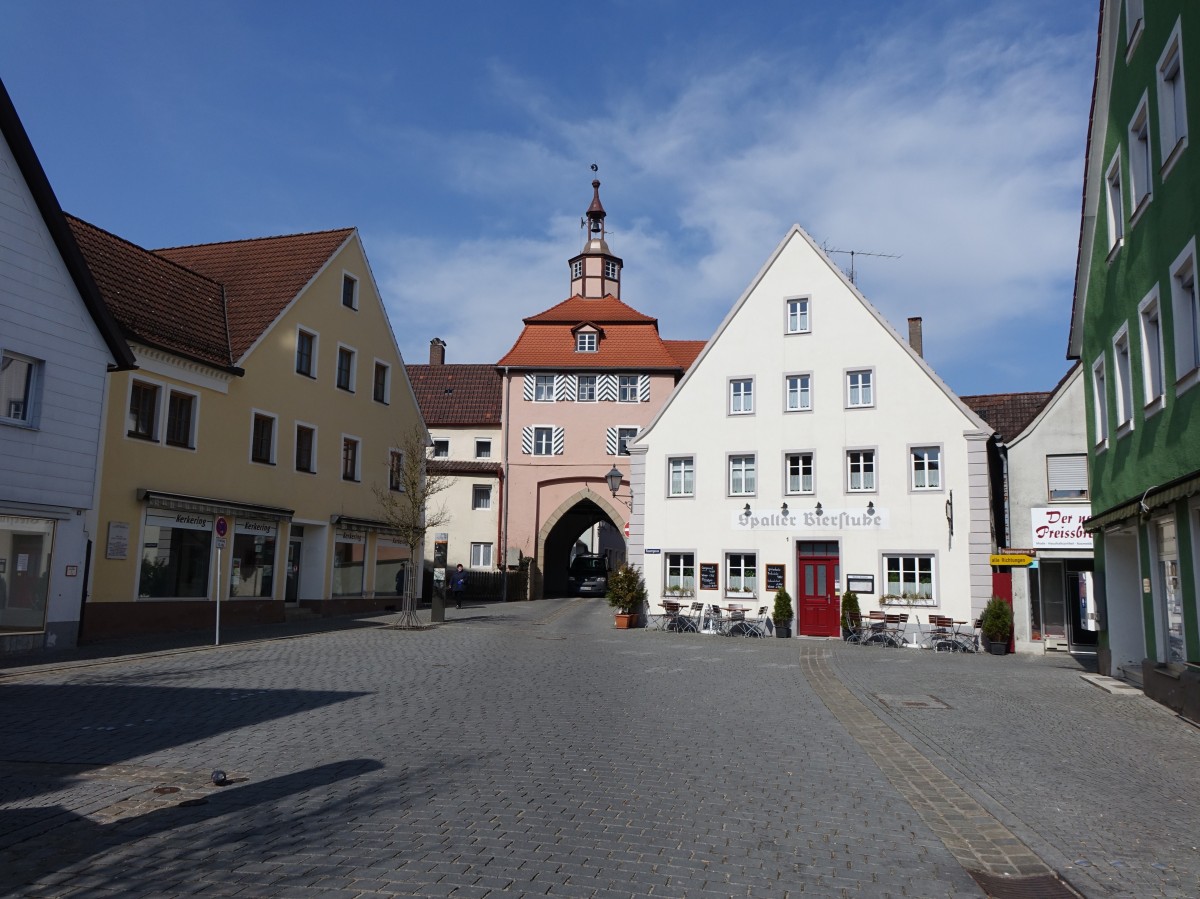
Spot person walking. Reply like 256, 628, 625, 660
450, 563, 467, 609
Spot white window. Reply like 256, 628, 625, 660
1105, 151, 1124, 253
847, 449, 876, 492
1126, 0, 1144, 56
785, 452, 814, 495
475, 439, 491, 459
336, 346, 356, 392
342, 435, 361, 482
604, 259, 619, 279
471, 542, 493, 568
433, 439, 449, 458
534, 374, 555, 402
616, 426, 638, 456
1139, 289, 1166, 405
1047, 454, 1089, 502
295, 328, 317, 377
884, 555, 934, 604
1092, 356, 1109, 446
341, 273, 358, 310
846, 369, 874, 408
618, 375, 639, 403
533, 426, 554, 455
576, 374, 597, 402
728, 454, 756, 496
576, 332, 597, 352
668, 457, 694, 497
729, 378, 754, 414
911, 446, 941, 490
127, 379, 160, 440
297, 425, 317, 474
785, 374, 812, 411
0, 351, 39, 426
571, 260, 583, 279
472, 484, 492, 510
165, 390, 197, 449
726, 552, 757, 595
387, 449, 402, 490
1171, 240, 1200, 383
1113, 327, 1134, 430
665, 553, 695, 592
372, 362, 390, 404
785, 297, 811, 334
1158, 21, 1188, 175
1129, 97, 1152, 217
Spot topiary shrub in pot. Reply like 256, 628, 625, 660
606, 563, 647, 629
980, 595, 1014, 654
772, 587, 794, 638
840, 590, 861, 640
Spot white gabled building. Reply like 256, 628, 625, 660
630, 225, 992, 636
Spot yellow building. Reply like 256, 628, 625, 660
70, 217, 427, 639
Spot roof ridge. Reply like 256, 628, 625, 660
959, 390, 1053, 401
65, 214, 225, 288
154, 226, 356, 253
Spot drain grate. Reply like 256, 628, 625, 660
969, 871, 1083, 898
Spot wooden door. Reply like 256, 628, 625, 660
798, 554, 841, 637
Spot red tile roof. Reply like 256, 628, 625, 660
405, 364, 503, 426
67, 216, 236, 370
156, 228, 354, 360
664, 339, 706, 371
960, 391, 1052, 442
523, 295, 657, 325
427, 459, 503, 477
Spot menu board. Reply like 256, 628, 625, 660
765, 563, 785, 592
699, 563, 719, 591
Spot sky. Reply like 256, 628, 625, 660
2, 0, 1099, 396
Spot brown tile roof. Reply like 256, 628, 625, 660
156, 228, 354, 360
523, 295, 657, 325
405, 364, 503, 426
960, 391, 1052, 442
67, 216, 236, 370
427, 459, 503, 477
664, 339, 706, 371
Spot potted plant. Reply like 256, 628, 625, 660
607, 563, 647, 629
980, 595, 1013, 654
772, 587, 794, 638
840, 590, 860, 640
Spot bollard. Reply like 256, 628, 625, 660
430, 583, 445, 623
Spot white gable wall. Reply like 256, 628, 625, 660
635, 227, 991, 629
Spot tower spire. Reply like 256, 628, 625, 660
569, 177, 623, 299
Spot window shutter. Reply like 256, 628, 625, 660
1047, 455, 1088, 497
521, 426, 533, 455
598, 373, 618, 402
553, 426, 565, 455
605, 427, 618, 455
523, 375, 534, 401
639, 374, 650, 402
556, 374, 573, 401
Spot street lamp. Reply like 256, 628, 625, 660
606, 465, 632, 509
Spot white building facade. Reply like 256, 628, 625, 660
632, 226, 992, 635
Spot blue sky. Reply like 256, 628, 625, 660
3, 1, 1098, 396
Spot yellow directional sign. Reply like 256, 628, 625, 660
990, 553, 1034, 567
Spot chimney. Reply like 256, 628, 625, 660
907, 317, 923, 358
429, 338, 446, 365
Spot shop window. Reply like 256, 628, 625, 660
332, 537, 365, 596
0, 516, 55, 633
139, 512, 212, 598
229, 523, 277, 597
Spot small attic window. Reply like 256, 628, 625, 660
576, 332, 597, 353
572, 260, 583, 279
342, 273, 358, 310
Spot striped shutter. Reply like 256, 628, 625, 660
552, 426, 565, 455
639, 374, 650, 402
521, 426, 533, 454
522, 375, 534, 401
598, 373, 618, 402
605, 427, 618, 455
556, 374, 573, 401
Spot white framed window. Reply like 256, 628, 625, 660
604, 259, 619, 279
668, 457, 694, 497
296, 424, 317, 474
616, 426, 638, 456
472, 484, 492, 510
911, 446, 941, 490
1171, 239, 1200, 387
785, 373, 811, 412
847, 449, 876, 492
1047, 454, 1089, 502
388, 449, 403, 491
1129, 95, 1153, 220
0, 351, 41, 426
1113, 326, 1134, 432
250, 411, 277, 464
295, 328, 317, 378
576, 374, 597, 402
576, 332, 597, 353
475, 439, 491, 459
1139, 288, 1166, 406
127, 378, 161, 441
618, 375, 639, 403
785, 296, 811, 334
571, 260, 583, 279
729, 378, 754, 414
341, 273, 358, 310
1158, 20, 1188, 177
665, 552, 695, 592
373, 361, 390, 404
1105, 151, 1124, 254
728, 454, 756, 496
846, 369, 874, 408
533, 426, 554, 456
471, 542, 493, 568
336, 345, 356, 392
534, 374, 555, 402
884, 554, 935, 604
165, 389, 198, 449
785, 452, 814, 495
433, 438, 449, 458
1092, 355, 1110, 447
726, 552, 757, 596
342, 435, 361, 481
1126, 0, 1145, 57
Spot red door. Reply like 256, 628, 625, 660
798, 554, 841, 637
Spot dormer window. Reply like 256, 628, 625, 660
576, 332, 597, 352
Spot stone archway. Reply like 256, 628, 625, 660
536, 488, 626, 598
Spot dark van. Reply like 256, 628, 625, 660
567, 554, 608, 596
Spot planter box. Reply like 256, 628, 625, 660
614, 612, 639, 629
774, 623, 792, 638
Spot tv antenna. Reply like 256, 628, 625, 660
822, 244, 901, 285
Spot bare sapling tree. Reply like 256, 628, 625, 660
373, 427, 455, 628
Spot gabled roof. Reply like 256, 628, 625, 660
156, 228, 354, 361
960, 391, 1052, 443
405, 364, 503, 426
0, 79, 135, 370
67, 216, 237, 371
663, 339, 706, 371
523, 295, 657, 324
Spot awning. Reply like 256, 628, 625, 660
330, 514, 405, 538
1085, 471, 1200, 532
137, 489, 293, 522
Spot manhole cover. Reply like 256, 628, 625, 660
875, 693, 951, 710
969, 871, 1082, 898
152, 786, 180, 795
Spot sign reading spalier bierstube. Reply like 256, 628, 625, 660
1030, 507, 1093, 549
733, 508, 888, 530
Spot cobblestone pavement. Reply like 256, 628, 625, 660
1, 601, 1197, 898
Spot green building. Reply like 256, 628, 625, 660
1069, 0, 1200, 717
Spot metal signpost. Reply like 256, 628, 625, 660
215, 516, 228, 645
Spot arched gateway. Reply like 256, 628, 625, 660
536, 488, 626, 597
